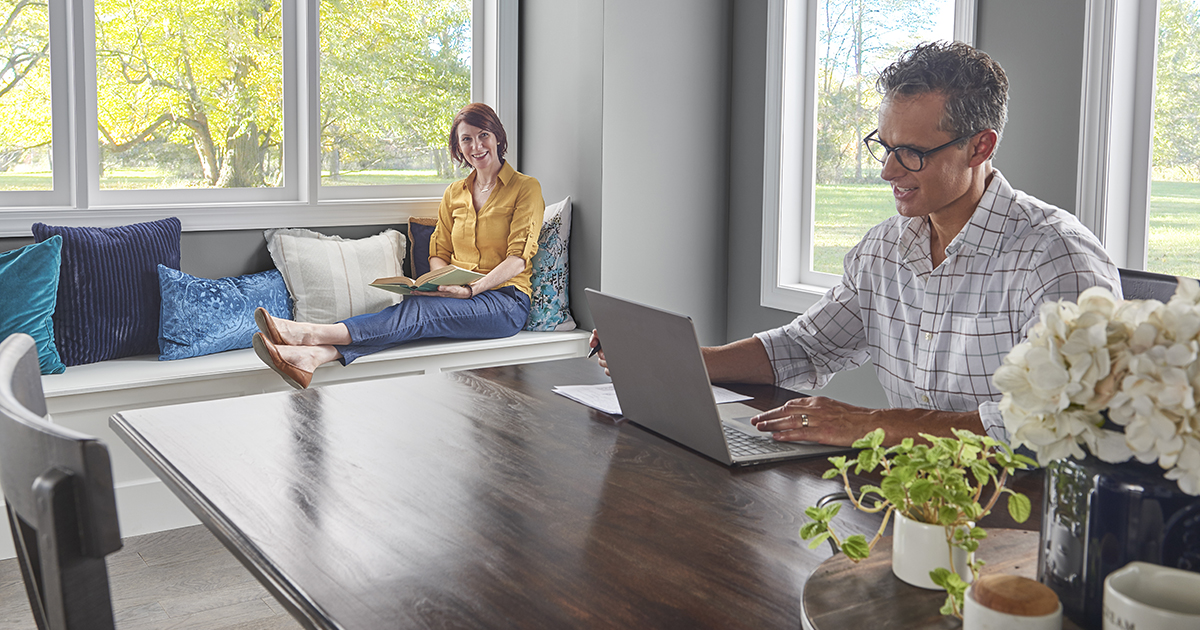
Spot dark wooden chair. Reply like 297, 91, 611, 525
0, 333, 121, 630
1119, 267, 1182, 302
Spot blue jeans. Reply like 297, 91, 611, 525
335, 286, 531, 365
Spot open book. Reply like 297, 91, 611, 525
370, 265, 486, 295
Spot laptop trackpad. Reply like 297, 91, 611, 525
718, 402, 764, 432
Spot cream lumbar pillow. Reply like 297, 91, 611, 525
264, 228, 406, 324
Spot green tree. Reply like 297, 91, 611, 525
0, 0, 51, 173
816, 0, 942, 184
1154, 0, 1200, 181
320, 0, 470, 182
94, 0, 283, 188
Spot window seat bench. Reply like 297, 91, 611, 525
0, 329, 591, 560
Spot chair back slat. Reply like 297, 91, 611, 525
1119, 267, 1183, 302
0, 333, 120, 630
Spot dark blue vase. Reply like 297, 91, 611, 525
1038, 455, 1200, 629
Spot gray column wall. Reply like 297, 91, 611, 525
597, 0, 732, 345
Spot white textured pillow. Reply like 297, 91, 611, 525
264, 228, 406, 324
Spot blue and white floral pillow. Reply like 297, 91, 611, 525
525, 196, 576, 331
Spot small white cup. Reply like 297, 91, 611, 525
1103, 561, 1200, 630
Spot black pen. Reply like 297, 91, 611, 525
587, 343, 602, 359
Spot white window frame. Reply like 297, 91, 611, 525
1075, 0, 1159, 270
2, 0, 71, 209
760, 0, 977, 314
0, 0, 517, 236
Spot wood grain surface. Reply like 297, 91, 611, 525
110, 358, 1047, 630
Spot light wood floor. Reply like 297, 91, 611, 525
0, 525, 303, 630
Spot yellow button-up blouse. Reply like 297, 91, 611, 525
429, 161, 544, 297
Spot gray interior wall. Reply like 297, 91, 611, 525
722, 0, 1088, 407
520, 0, 605, 329
977, 0, 1087, 210
599, 0, 732, 345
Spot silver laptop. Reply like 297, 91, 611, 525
585, 289, 848, 466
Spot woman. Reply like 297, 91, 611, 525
252, 103, 544, 389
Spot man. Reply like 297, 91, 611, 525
593, 42, 1121, 447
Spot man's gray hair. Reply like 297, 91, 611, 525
877, 41, 1008, 152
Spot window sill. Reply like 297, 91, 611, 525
760, 281, 828, 315
0, 197, 442, 236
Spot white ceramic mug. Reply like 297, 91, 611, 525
1103, 561, 1200, 630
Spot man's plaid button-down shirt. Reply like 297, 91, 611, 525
755, 171, 1122, 443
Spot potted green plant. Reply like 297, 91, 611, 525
800, 428, 1036, 618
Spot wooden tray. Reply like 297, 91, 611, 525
802, 529, 1083, 629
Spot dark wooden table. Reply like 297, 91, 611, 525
110, 358, 1044, 630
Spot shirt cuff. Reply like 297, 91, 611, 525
978, 400, 1009, 445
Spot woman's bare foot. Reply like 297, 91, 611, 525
257, 308, 351, 346
274, 343, 342, 373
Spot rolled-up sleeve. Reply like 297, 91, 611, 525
506, 178, 544, 261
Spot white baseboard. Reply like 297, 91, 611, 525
0, 478, 198, 561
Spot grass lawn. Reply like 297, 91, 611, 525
1147, 181, 1200, 278
813, 183, 895, 274
814, 180, 1200, 278
0, 172, 52, 191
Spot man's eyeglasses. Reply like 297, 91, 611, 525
862, 129, 977, 172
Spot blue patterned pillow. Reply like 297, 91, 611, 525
0, 237, 66, 374
32, 218, 181, 366
525, 197, 576, 331
157, 266, 292, 361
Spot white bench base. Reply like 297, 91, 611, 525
1, 330, 591, 560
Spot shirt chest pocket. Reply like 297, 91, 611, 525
946, 315, 1019, 386
477, 204, 516, 245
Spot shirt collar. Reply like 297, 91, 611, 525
464, 160, 515, 191
899, 169, 1013, 263
946, 169, 1012, 259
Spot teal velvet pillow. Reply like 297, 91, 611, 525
0, 237, 66, 374
157, 266, 292, 361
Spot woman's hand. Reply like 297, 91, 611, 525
411, 284, 474, 299
589, 329, 609, 376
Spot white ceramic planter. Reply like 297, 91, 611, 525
890, 511, 971, 590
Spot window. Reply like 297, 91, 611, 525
761, 0, 976, 313
1, 0, 68, 206
1148, 0, 1200, 276
0, 0, 516, 235
1075, 0, 1174, 275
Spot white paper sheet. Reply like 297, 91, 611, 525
552, 383, 752, 416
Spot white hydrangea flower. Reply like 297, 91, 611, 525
995, 283, 1200, 496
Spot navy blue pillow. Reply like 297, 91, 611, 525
32, 218, 182, 366
408, 218, 437, 278
157, 266, 292, 361
0, 237, 66, 374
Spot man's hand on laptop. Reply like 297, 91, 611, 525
588, 329, 609, 375
750, 397, 882, 447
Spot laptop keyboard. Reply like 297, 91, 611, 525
723, 424, 798, 457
